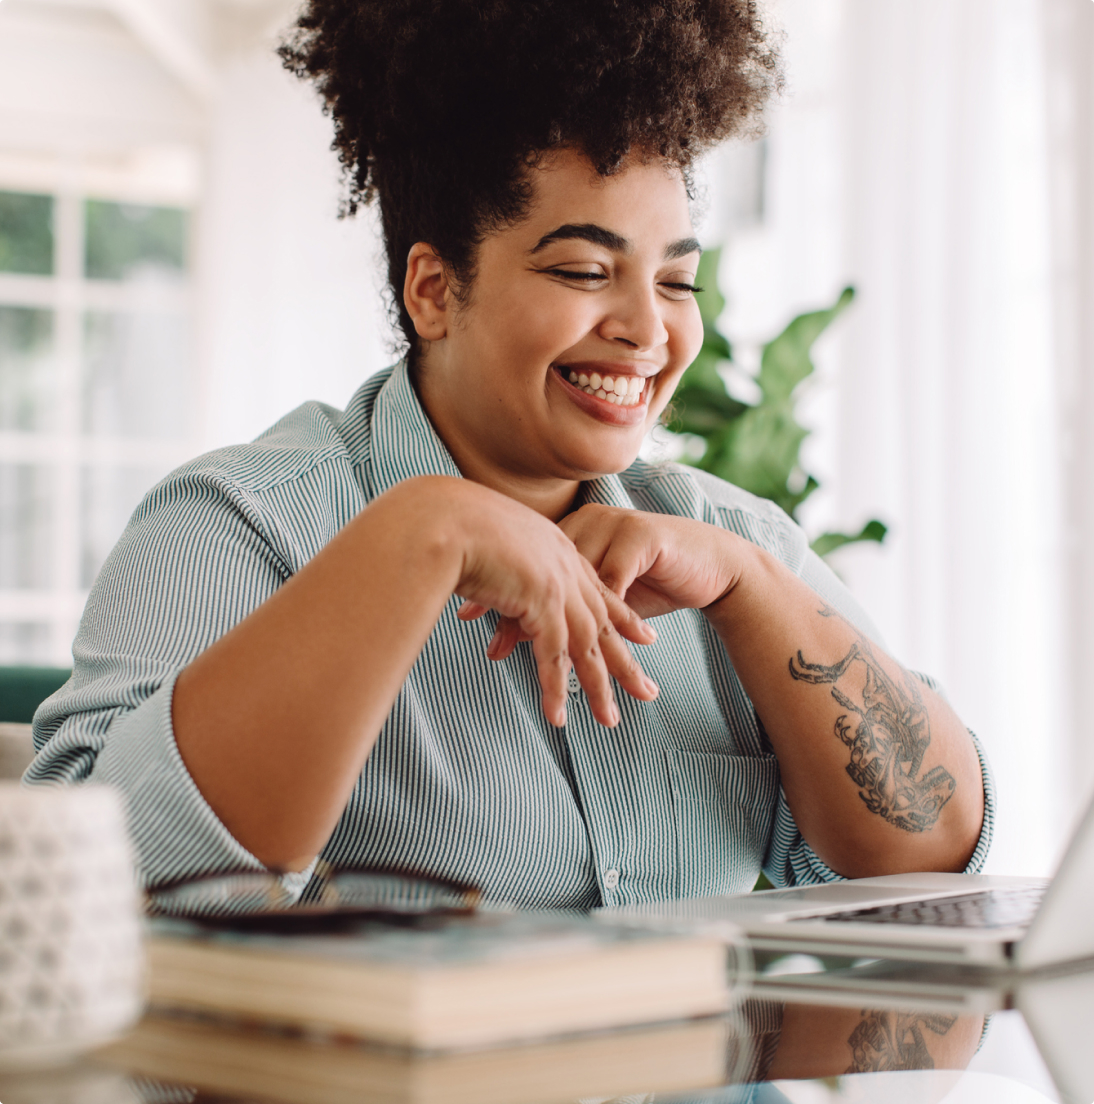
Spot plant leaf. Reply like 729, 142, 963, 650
667, 386, 749, 436
694, 249, 727, 335
666, 271, 873, 558
757, 286, 855, 403
809, 518, 888, 558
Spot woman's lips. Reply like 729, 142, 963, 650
551, 364, 652, 426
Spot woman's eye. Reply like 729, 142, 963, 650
660, 281, 703, 298
548, 269, 608, 282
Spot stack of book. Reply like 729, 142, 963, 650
92, 906, 747, 1102
100, 1012, 733, 1104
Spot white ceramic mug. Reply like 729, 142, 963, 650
0, 783, 144, 1067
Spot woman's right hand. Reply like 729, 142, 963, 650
173, 473, 659, 870
442, 479, 659, 729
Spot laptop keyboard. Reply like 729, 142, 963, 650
801, 885, 1047, 930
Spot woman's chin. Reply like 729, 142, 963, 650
546, 433, 646, 482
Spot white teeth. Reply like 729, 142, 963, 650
564, 368, 650, 406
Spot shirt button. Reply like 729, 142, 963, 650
603, 868, 620, 890
567, 670, 581, 695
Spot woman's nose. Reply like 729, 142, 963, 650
597, 288, 670, 351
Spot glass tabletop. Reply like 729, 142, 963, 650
0, 955, 1087, 1104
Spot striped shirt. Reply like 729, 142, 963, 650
28, 361, 994, 906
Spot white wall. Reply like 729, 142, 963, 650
198, 45, 391, 450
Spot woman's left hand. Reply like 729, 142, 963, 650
461, 505, 751, 659
559, 504, 749, 616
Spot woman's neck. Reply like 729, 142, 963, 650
437, 433, 582, 521
413, 359, 584, 521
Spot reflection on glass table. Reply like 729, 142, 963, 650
0, 957, 1090, 1104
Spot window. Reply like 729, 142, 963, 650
0, 188, 198, 665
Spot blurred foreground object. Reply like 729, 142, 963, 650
0, 1063, 143, 1104
143, 909, 741, 1050
96, 1011, 742, 1104
0, 784, 144, 1067
667, 250, 886, 558
0, 724, 35, 779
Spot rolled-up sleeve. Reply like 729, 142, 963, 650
764, 727, 996, 886
28, 463, 302, 888
685, 469, 996, 887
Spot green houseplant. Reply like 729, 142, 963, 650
665, 248, 886, 558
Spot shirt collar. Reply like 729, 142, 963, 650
365, 358, 636, 512
367, 360, 463, 499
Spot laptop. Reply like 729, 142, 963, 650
601, 792, 1094, 971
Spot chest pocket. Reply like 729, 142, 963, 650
666, 749, 779, 897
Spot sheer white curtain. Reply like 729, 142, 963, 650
718, 0, 1092, 875
835, 0, 1069, 878
1041, 0, 1094, 849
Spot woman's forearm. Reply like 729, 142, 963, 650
704, 544, 985, 878
171, 475, 658, 874
172, 476, 465, 872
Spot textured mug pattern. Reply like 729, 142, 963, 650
0, 783, 144, 1065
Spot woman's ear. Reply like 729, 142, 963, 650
404, 243, 450, 342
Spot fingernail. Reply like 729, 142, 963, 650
557, 708, 567, 728
644, 677, 659, 699
610, 702, 621, 726
644, 622, 657, 640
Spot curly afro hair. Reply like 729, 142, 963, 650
280, 0, 780, 360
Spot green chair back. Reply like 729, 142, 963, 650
0, 667, 72, 724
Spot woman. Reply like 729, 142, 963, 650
30, 0, 991, 904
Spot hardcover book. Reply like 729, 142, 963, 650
97, 1011, 738, 1104
144, 908, 735, 1050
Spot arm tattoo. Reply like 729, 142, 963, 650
846, 1010, 957, 1073
788, 611, 956, 832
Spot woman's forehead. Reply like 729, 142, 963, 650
512, 149, 695, 252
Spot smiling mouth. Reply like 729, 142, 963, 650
553, 365, 649, 407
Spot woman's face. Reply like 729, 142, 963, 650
414, 148, 704, 493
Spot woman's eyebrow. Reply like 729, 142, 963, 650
528, 224, 701, 262
665, 236, 701, 260
529, 223, 630, 253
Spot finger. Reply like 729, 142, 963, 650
599, 618, 660, 702
580, 580, 658, 702
486, 616, 525, 661
561, 509, 655, 601
600, 580, 657, 644
558, 511, 613, 574
617, 578, 679, 620
457, 600, 490, 621
596, 529, 652, 599
567, 605, 620, 727
527, 606, 570, 728
579, 560, 656, 645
